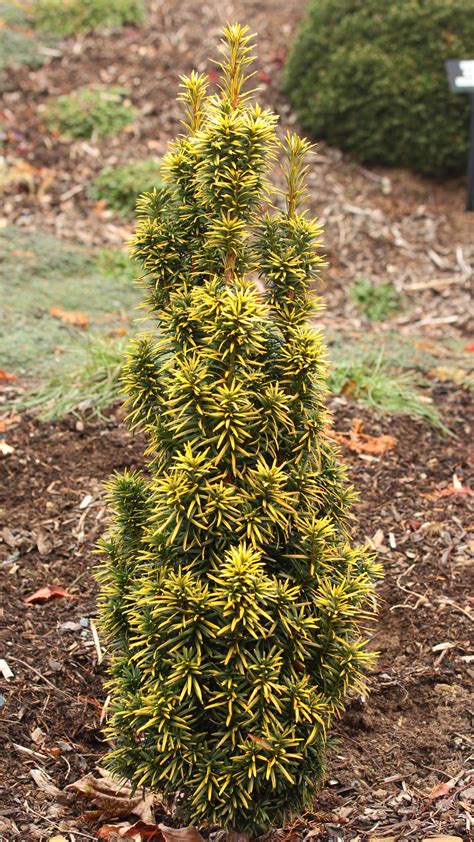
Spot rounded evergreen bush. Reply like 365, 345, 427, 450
284, 0, 474, 177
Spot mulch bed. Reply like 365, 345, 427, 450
1, 388, 472, 841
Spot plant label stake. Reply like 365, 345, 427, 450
446, 59, 474, 211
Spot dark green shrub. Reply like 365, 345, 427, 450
284, 0, 474, 176
97, 24, 380, 834
45, 86, 135, 139
90, 159, 162, 214
33, 0, 146, 36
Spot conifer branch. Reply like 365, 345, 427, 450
217, 23, 256, 109
178, 70, 209, 134
283, 132, 312, 219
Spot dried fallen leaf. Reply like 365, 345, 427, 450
428, 779, 456, 800
421, 837, 463, 842
36, 531, 51, 556
25, 585, 74, 604
0, 440, 14, 456
158, 826, 205, 842
0, 413, 21, 433
249, 734, 273, 750
98, 820, 164, 840
67, 769, 155, 823
0, 659, 13, 680
30, 768, 61, 797
0, 369, 16, 382
369, 528, 388, 552
328, 418, 397, 455
0, 158, 38, 192
423, 484, 473, 501
49, 306, 89, 328
369, 838, 397, 842
1, 526, 16, 547
428, 366, 468, 385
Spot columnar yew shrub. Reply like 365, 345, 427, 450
97, 24, 380, 834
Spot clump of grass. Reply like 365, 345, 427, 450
45, 86, 135, 139
0, 27, 45, 71
329, 348, 445, 429
90, 159, 162, 214
17, 337, 125, 420
349, 276, 401, 321
32, 0, 146, 36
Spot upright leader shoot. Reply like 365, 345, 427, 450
97, 23, 380, 835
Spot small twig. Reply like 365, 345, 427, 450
90, 618, 104, 665
8, 656, 76, 700
390, 563, 429, 611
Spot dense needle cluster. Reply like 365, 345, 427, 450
97, 24, 380, 834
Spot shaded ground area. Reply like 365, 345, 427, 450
0, 391, 472, 840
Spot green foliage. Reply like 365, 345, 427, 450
284, 0, 474, 177
97, 25, 381, 834
45, 86, 135, 139
349, 277, 400, 321
0, 26, 44, 71
91, 159, 163, 214
32, 0, 146, 36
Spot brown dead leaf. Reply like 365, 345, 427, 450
423, 485, 473, 501
25, 585, 74, 603
0, 369, 17, 382
429, 366, 468, 385
30, 768, 61, 797
158, 826, 205, 842
0, 413, 21, 433
67, 769, 155, 823
327, 418, 397, 455
1, 526, 16, 547
0, 158, 38, 193
249, 734, 273, 750
421, 837, 463, 842
428, 779, 456, 800
98, 821, 164, 840
0, 440, 14, 456
49, 306, 89, 328
36, 531, 51, 556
